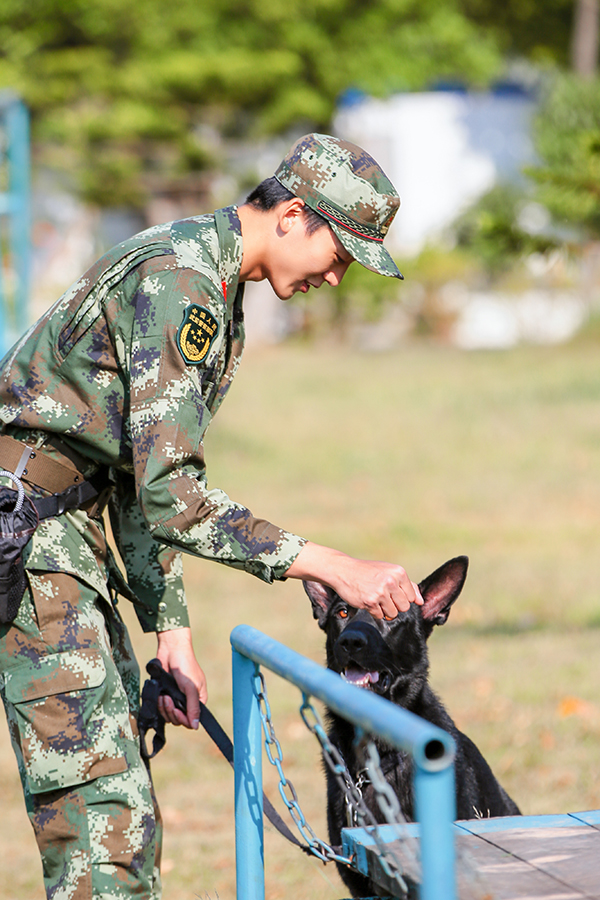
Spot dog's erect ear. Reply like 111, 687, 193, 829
303, 581, 337, 628
419, 556, 469, 629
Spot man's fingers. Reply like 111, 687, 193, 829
185, 684, 201, 730
158, 695, 186, 727
380, 579, 425, 619
396, 572, 423, 606
391, 577, 424, 612
158, 682, 204, 730
154, 626, 206, 729
385, 594, 408, 617
412, 581, 424, 605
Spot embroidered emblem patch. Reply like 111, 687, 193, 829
177, 305, 219, 365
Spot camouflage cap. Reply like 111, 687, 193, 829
274, 133, 403, 279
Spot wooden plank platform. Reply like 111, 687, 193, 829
342, 810, 600, 899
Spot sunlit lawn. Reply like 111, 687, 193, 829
2, 338, 600, 899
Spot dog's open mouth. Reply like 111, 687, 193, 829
342, 666, 388, 691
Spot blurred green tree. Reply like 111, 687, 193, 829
457, 0, 600, 79
528, 72, 600, 238
457, 0, 575, 68
453, 184, 557, 276
0, 0, 502, 208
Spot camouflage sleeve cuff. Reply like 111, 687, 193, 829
135, 597, 191, 634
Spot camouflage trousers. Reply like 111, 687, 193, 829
0, 570, 162, 899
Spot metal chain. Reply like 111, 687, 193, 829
254, 668, 419, 897
255, 670, 351, 864
355, 735, 421, 884
300, 694, 419, 895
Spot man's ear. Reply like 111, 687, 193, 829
419, 556, 469, 631
277, 197, 306, 234
303, 581, 338, 629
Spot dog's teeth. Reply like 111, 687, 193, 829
342, 668, 380, 687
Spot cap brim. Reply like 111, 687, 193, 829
330, 222, 404, 280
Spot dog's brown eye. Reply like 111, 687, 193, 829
337, 608, 348, 619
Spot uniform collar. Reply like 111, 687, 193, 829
214, 206, 244, 311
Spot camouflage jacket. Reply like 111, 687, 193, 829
0, 207, 306, 632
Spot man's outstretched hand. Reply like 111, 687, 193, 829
285, 542, 423, 620
155, 627, 207, 730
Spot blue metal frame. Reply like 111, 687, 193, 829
0, 92, 31, 359
231, 624, 457, 900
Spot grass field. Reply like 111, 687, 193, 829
1, 338, 600, 899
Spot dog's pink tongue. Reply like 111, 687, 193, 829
343, 667, 380, 687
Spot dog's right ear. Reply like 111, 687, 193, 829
419, 556, 469, 630
303, 581, 337, 628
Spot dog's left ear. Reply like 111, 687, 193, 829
419, 556, 469, 630
303, 581, 337, 629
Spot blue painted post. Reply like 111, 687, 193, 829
0, 92, 30, 359
232, 647, 265, 900
0, 226, 5, 355
414, 763, 457, 900
0, 106, 7, 355
6, 97, 30, 338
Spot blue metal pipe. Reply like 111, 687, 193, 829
231, 624, 455, 772
232, 647, 265, 900
414, 763, 457, 900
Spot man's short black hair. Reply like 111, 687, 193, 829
246, 176, 328, 236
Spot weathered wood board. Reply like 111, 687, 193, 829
342, 810, 600, 899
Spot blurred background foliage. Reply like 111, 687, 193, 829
453, 184, 559, 277
455, 70, 600, 261
530, 73, 600, 238
0, 0, 504, 206
459, 0, 575, 66
1, 0, 599, 335
0, 0, 581, 209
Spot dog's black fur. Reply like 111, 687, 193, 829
304, 556, 520, 898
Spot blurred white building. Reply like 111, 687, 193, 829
334, 87, 537, 256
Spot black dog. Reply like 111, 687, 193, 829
304, 556, 520, 898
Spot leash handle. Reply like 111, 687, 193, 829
146, 657, 188, 713
139, 657, 188, 759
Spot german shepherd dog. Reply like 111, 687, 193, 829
304, 556, 520, 898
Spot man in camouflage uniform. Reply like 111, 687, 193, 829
0, 133, 422, 899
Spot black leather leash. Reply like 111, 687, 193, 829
139, 658, 310, 853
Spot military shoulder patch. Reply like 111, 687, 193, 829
176, 305, 220, 365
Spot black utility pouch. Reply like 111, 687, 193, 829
0, 487, 39, 625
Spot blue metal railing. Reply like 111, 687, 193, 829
0, 92, 30, 359
231, 624, 457, 900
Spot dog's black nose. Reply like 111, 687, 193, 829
337, 629, 368, 658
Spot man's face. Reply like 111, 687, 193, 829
267, 213, 354, 300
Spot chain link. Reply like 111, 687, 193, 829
254, 667, 421, 896
256, 671, 350, 864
